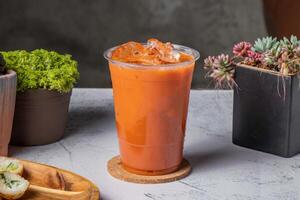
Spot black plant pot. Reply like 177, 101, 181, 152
233, 64, 300, 158
10, 89, 72, 146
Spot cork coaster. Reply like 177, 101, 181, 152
107, 156, 192, 184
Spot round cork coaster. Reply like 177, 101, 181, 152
107, 156, 191, 184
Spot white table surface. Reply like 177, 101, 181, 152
10, 89, 300, 200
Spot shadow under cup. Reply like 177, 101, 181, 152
104, 44, 200, 175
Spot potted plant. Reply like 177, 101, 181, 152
204, 35, 300, 157
1, 49, 79, 146
0, 54, 17, 155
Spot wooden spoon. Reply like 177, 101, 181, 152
28, 184, 90, 200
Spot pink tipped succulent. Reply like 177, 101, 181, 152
247, 50, 262, 62
213, 54, 231, 68
204, 56, 215, 69
204, 36, 300, 89
294, 46, 300, 57
233, 42, 252, 57
203, 54, 235, 88
280, 51, 289, 62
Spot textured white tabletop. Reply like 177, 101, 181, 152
10, 89, 300, 200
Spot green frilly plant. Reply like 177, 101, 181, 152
1, 49, 79, 93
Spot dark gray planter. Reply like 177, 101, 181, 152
233, 64, 300, 157
0, 70, 17, 156
10, 89, 72, 146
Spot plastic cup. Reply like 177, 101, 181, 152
104, 44, 199, 175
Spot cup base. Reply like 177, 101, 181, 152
121, 163, 180, 176
107, 155, 192, 183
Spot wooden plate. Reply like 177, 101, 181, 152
1, 159, 100, 200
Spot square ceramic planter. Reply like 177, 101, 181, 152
233, 64, 300, 157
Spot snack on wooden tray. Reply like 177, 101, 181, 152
0, 157, 100, 199
0, 158, 23, 176
0, 172, 29, 199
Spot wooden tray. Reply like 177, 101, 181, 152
1, 159, 100, 200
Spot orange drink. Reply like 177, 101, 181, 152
104, 39, 199, 175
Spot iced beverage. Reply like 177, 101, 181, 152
104, 39, 199, 175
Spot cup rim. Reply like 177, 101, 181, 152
103, 43, 200, 69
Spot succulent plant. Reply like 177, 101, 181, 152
244, 50, 263, 65
204, 35, 300, 88
261, 42, 281, 66
276, 36, 300, 75
0, 53, 6, 75
295, 46, 300, 57
280, 35, 300, 54
252, 36, 279, 53
247, 50, 262, 61
203, 56, 214, 68
233, 42, 252, 57
204, 54, 235, 88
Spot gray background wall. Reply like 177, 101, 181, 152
0, 0, 267, 88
